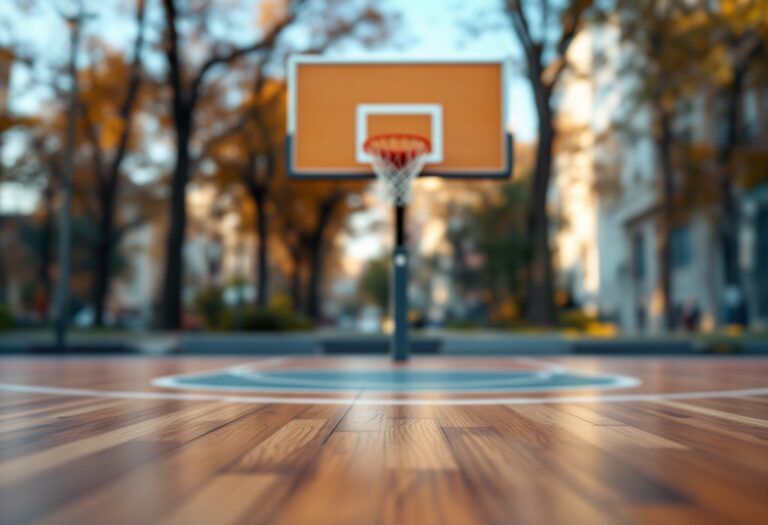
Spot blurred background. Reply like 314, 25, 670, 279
0, 0, 766, 344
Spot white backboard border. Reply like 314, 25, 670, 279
355, 104, 443, 164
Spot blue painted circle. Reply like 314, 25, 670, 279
168, 367, 633, 393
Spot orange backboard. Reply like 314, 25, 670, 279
286, 56, 513, 179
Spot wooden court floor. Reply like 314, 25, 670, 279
0, 356, 767, 524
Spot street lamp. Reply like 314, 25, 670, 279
54, 3, 96, 352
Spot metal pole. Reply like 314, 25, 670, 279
54, 10, 84, 353
392, 204, 408, 362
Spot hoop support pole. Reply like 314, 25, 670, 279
392, 205, 409, 362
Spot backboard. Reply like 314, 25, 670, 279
286, 56, 513, 179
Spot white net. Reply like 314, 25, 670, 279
364, 134, 431, 206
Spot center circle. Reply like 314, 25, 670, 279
159, 363, 640, 394
233, 368, 554, 390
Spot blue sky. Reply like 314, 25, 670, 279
0, 0, 536, 212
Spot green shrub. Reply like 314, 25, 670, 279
557, 309, 596, 331
242, 306, 314, 331
194, 283, 314, 332
0, 304, 11, 330
445, 319, 479, 330
241, 306, 284, 331
194, 286, 226, 330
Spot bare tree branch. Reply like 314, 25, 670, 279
162, 0, 186, 117
109, 0, 146, 179
79, 101, 106, 184
188, 0, 306, 110
506, 0, 536, 53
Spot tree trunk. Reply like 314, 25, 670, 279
290, 247, 303, 313
159, 121, 191, 329
305, 239, 324, 321
39, 183, 56, 318
252, 189, 269, 307
527, 112, 556, 326
717, 67, 746, 325
656, 111, 675, 331
93, 182, 116, 327
304, 196, 339, 321
0, 214, 6, 305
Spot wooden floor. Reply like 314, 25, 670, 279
0, 357, 767, 524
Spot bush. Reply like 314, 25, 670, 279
193, 286, 226, 330
242, 306, 314, 331
557, 309, 596, 331
194, 285, 314, 331
445, 319, 479, 331
0, 304, 11, 330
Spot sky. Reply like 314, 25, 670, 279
0, 0, 536, 214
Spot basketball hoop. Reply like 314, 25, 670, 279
363, 133, 431, 206
362, 133, 431, 361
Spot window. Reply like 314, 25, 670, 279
670, 226, 692, 269
756, 207, 768, 316
632, 232, 645, 281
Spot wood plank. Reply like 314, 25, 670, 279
335, 404, 388, 431
0, 399, 125, 434
443, 427, 614, 524
158, 474, 285, 525
654, 400, 768, 428
233, 418, 327, 471
269, 431, 387, 525
0, 397, 109, 422
380, 472, 487, 525
0, 440, 179, 525
562, 404, 627, 426
33, 403, 303, 525
489, 411, 689, 508
599, 402, 768, 473
0, 402, 225, 486
509, 405, 687, 450
0, 400, 181, 458
384, 419, 458, 471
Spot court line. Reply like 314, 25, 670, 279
1, 381, 766, 406
515, 357, 569, 374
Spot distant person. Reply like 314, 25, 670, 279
681, 300, 700, 332
33, 285, 49, 321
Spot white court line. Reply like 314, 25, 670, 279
515, 357, 569, 374
0, 381, 766, 405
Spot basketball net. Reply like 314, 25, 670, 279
364, 134, 431, 206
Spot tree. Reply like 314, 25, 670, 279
202, 77, 286, 308
77, 0, 147, 326
360, 256, 390, 313
503, 0, 592, 326
614, 0, 704, 329
159, 0, 296, 328
616, 0, 768, 328
0, 48, 13, 304
701, 0, 767, 324
158, 0, 387, 328
5, 124, 61, 315
462, 180, 530, 321
271, 175, 365, 320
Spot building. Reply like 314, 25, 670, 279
552, 22, 768, 333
